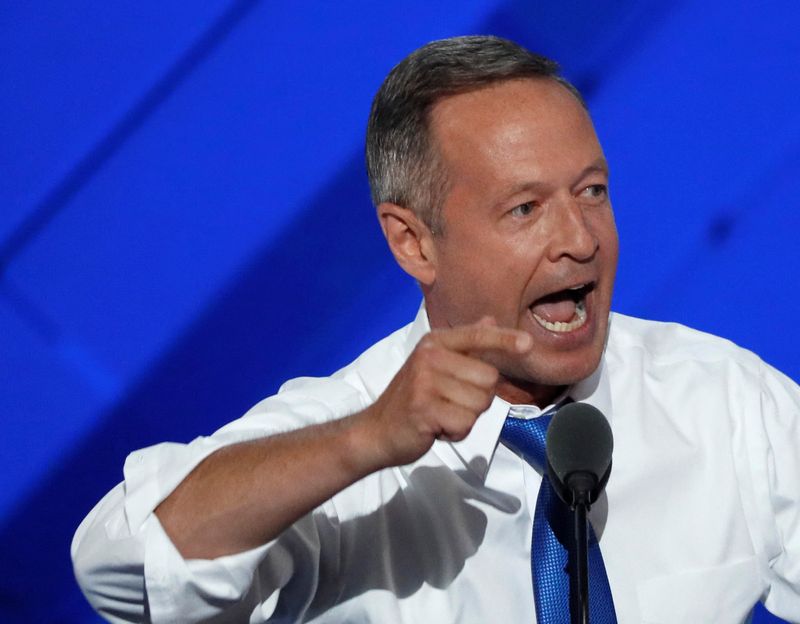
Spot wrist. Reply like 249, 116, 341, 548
339, 406, 393, 477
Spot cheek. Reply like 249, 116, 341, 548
435, 226, 544, 309
438, 247, 522, 313
440, 233, 516, 279
603, 225, 620, 277
593, 209, 619, 250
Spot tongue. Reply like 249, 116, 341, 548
531, 299, 576, 323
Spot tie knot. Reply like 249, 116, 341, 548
500, 407, 553, 472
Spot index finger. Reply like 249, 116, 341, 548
431, 319, 533, 355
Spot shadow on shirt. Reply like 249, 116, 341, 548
272, 458, 523, 620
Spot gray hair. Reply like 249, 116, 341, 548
365, 35, 584, 234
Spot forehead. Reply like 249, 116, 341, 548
428, 78, 602, 186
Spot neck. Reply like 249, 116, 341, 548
495, 376, 566, 408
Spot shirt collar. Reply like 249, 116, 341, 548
401, 303, 432, 354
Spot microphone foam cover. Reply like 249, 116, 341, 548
546, 402, 613, 483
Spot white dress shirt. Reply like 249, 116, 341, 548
72, 307, 800, 623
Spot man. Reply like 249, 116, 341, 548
72, 36, 800, 623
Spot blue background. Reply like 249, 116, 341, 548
1, 1, 798, 622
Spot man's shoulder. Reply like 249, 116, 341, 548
606, 312, 763, 374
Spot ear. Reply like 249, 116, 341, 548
377, 202, 437, 285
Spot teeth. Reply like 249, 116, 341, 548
532, 300, 587, 333
568, 283, 587, 291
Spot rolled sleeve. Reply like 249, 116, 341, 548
143, 513, 276, 622
73, 433, 276, 622
72, 381, 363, 622
73, 433, 332, 623
758, 364, 800, 620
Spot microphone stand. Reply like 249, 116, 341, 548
573, 501, 589, 624
567, 472, 595, 624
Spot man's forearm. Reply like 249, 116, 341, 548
154, 409, 384, 560
154, 321, 529, 560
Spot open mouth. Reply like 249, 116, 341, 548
529, 283, 594, 333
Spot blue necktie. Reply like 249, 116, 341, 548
501, 405, 617, 623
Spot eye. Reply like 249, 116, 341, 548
509, 202, 535, 217
581, 184, 608, 201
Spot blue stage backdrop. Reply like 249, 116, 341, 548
1, 2, 798, 622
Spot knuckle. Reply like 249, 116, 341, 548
414, 341, 439, 366
468, 390, 493, 414
451, 420, 474, 441
490, 330, 513, 351
446, 407, 477, 438
461, 325, 479, 341
474, 363, 499, 388
418, 334, 435, 349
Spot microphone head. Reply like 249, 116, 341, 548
545, 402, 613, 506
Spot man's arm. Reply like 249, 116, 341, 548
154, 319, 533, 560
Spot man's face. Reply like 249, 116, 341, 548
424, 78, 618, 404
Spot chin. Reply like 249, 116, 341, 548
515, 343, 604, 387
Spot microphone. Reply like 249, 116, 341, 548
546, 402, 613, 508
545, 402, 614, 624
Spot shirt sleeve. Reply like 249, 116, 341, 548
71, 382, 364, 623
71, 435, 289, 622
756, 363, 800, 621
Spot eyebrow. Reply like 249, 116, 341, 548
579, 157, 610, 180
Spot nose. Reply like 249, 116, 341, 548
544, 198, 599, 263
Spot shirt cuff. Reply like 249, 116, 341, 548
142, 513, 277, 622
